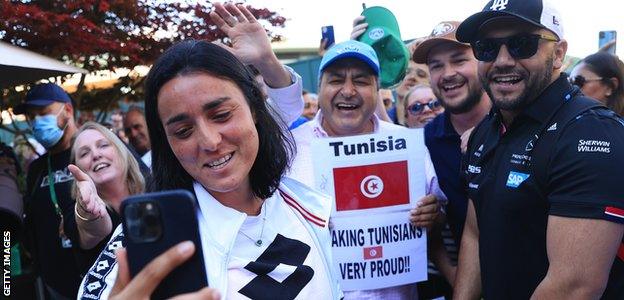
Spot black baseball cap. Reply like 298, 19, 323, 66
457, 0, 564, 43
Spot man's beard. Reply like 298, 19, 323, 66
434, 79, 484, 114
482, 54, 554, 112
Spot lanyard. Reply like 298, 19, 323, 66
47, 154, 72, 248
46, 154, 63, 218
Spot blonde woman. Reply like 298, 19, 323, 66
68, 121, 144, 250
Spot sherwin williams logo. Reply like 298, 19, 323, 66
368, 28, 385, 40
506, 171, 529, 188
578, 139, 611, 153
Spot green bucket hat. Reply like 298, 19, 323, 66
357, 6, 410, 88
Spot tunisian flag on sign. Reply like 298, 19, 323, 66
333, 160, 409, 211
363, 246, 383, 260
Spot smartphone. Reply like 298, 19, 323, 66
599, 30, 617, 54
121, 190, 207, 299
322, 25, 335, 50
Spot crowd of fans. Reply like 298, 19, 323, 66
1, 0, 624, 299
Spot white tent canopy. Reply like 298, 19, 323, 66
0, 40, 87, 88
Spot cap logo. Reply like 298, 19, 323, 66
552, 16, 559, 26
431, 22, 455, 36
489, 0, 509, 11
336, 44, 361, 54
368, 28, 385, 40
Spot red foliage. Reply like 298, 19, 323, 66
0, 0, 285, 72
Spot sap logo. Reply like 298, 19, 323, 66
506, 171, 530, 188
467, 165, 481, 174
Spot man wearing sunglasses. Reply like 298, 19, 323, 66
455, 0, 624, 299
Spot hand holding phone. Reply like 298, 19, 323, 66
109, 242, 220, 300
121, 190, 208, 299
321, 25, 335, 50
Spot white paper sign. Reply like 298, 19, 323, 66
311, 128, 428, 291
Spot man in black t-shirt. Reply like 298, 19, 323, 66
453, 0, 624, 299
15, 83, 82, 299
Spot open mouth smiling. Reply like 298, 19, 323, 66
93, 162, 110, 172
205, 153, 233, 170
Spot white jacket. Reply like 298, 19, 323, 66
194, 177, 342, 299
76, 177, 342, 300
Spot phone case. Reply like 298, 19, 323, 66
599, 30, 617, 54
121, 190, 208, 299
322, 25, 335, 49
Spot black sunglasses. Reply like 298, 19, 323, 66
472, 33, 559, 62
568, 75, 604, 88
407, 99, 442, 114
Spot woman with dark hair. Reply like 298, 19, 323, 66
570, 51, 624, 115
78, 3, 340, 299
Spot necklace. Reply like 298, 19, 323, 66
239, 201, 267, 247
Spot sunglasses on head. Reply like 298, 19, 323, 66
407, 99, 441, 115
568, 75, 604, 88
472, 33, 559, 62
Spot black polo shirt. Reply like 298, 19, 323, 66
425, 112, 468, 243
464, 74, 624, 299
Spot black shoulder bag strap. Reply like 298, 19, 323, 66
530, 91, 606, 192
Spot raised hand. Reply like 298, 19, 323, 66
210, 2, 290, 88
351, 15, 368, 40
110, 242, 220, 300
210, 2, 272, 67
68, 164, 107, 219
